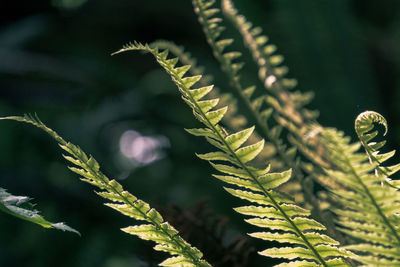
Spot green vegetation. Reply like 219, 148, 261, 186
1, 0, 400, 266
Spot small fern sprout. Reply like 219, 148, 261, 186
355, 111, 400, 187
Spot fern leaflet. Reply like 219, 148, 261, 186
0, 187, 79, 235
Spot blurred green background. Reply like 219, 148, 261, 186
1, 0, 399, 266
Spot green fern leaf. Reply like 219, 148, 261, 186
0, 187, 79, 235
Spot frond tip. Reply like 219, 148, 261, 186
355, 110, 400, 183
355, 110, 388, 137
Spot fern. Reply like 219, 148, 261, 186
355, 111, 400, 188
317, 117, 400, 265
192, 0, 307, 201
113, 42, 350, 266
0, 187, 79, 235
191, 0, 286, 163
219, 2, 400, 263
220, 0, 339, 178
220, 0, 337, 173
3, 1, 400, 265
193, 0, 345, 241
0, 114, 210, 267
150, 40, 248, 132
150, 40, 278, 164
221, 0, 316, 125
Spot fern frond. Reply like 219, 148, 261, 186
318, 123, 400, 265
192, 0, 281, 148
114, 42, 350, 266
0, 187, 79, 235
192, 0, 307, 189
201, 0, 341, 234
150, 40, 247, 131
355, 111, 400, 188
150, 40, 283, 166
222, 0, 317, 127
219, 0, 329, 180
0, 114, 210, 267
220, 0, 337, 175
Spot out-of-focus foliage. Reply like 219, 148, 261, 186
1, 0, 400, 266
0, 187, 79, 234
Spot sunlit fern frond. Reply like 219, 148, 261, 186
204, 0, 338, 228
150, 39, 247, 132
355, 111, 400, 188
318, 121, 400, 265
114, 42, 351, 266
150, 40, 281, 166
0, 114, 210, 267
0, 187, 79, 235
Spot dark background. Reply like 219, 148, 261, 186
0, 0, 399, 266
